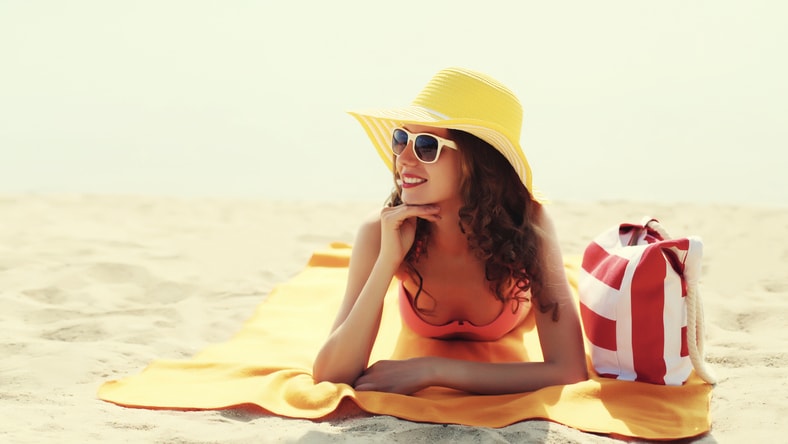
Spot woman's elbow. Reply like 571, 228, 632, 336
559, 361, 588, 385
311, 355, 360, 387
312, 369, 354, 387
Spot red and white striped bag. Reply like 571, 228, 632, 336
578, 217, 716, 386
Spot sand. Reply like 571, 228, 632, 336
1, 194, 785, 443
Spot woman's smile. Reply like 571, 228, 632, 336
399, 173, 427, 188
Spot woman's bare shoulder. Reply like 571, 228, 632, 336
349, 208, 384, 258
357, 208, 382, 237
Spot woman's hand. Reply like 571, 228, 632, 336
378, 204, 441, 265
353, 358, 437, 395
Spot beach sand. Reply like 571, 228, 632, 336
1, 194, 785, 443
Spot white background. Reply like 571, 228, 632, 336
1, 1, 786, 205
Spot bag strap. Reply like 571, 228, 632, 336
686, 275, 718, 385
627, 217, 669, 246
639, 216, 717, 385
645, 218, 670, 239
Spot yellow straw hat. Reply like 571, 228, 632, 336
348, 67, 533, 193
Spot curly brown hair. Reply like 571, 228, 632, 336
386, 129, 558, 320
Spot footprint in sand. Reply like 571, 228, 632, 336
41, 322, 107, 342
85, 262, 153, 285
761, 278, 788, 293
21, 286, 70, 305
130, 280, 197, 305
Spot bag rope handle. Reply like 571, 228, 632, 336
686, 282, 717, 384
643, 218, 717, 385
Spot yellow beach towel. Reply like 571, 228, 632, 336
98, 243, 712, 440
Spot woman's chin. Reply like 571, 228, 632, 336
401, 195, 429, 206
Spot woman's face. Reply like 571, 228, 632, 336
396, 125, 463, 206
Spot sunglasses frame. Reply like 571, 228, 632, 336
391, 128, 458, 164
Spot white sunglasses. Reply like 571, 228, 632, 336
391, 128, 458, 164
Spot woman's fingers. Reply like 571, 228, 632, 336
353, 375, 376, 392
354, 362, 389, 392
378, 205, 440, 259
380, 204, 441, 226
353, 359, 431, 394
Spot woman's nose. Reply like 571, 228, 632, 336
396, 142, 419, 166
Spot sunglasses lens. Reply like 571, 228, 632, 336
391, 129, 408, 155
414, 135, 439, 162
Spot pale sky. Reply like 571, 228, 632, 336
1, 1, 786, 206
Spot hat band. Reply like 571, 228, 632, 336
418, 107, 450, 120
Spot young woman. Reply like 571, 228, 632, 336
312, 67, 587, 395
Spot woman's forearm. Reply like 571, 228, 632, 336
432, 357, 587, 395
312, 259, 398, 385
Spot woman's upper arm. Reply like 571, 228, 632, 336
328, 211, 383, 332
531, 204, 588, 379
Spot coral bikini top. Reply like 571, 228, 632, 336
398, 281, 529, 342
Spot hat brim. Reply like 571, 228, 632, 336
348, 106, 533, 193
